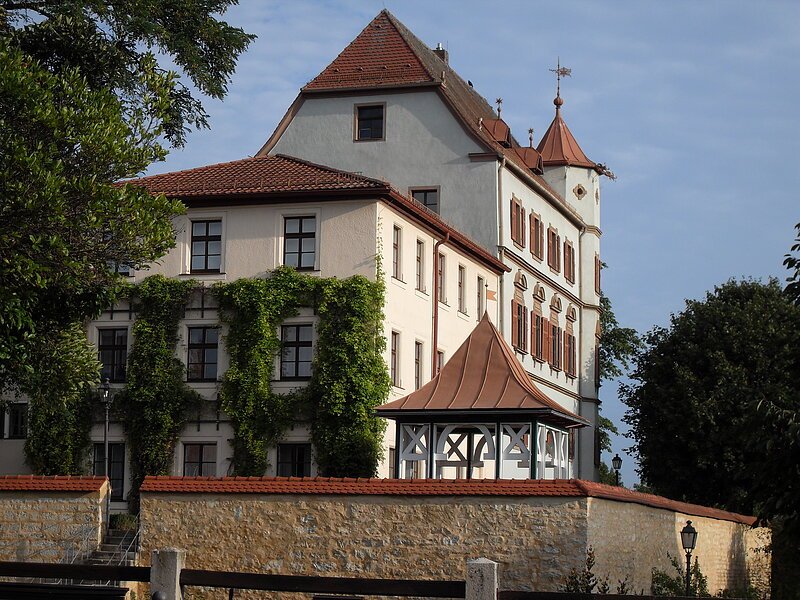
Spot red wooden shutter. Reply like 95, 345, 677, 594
511, 299, 519, 348
523, 307, 529, 352
510, 199, 516, 244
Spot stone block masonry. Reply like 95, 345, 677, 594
0, 476, 107, 563
139, 477, 770, 595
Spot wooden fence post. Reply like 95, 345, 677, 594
151, 548, 185, 600
466, 558, 498, 600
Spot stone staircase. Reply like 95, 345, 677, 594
83, 528, 139, 566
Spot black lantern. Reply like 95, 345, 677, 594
681, 520, 698, 596
611, 453, 622, 486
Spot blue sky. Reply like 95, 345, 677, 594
149, 1, 800, 485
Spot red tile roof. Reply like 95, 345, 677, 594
536, 100, 596, 168
305, 12, 435, 90
139, 476, 757, 525
0, 475, 107, 492
293, 10, 587, 226
377, 313, 587, 428
125, 154, 388, 198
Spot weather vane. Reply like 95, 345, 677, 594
528, 127, 534, 148
549, 58, 571, 100
495, 97, 503, 117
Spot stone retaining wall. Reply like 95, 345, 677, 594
139, 478, 770, 595
0, 476, 107, 563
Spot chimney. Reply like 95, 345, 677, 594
434, 43, 448, 64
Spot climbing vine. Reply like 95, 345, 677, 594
215, 266, 389, 477
309, 275, 389, 476
122, 275, 199, 504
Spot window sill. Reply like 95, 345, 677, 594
354, 137, 385, 143
549, 267, 561, 276
457, 310, 470, 319
531, 254, 543, 262
514, 348, 528, 356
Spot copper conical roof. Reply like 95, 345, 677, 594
536, 97, 595, 169
377, 314, 587, 428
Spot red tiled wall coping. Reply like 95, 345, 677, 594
140, 476, 756, 526
0, 475, 107, 492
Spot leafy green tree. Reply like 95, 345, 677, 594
785, 222, 800, 306
0, 1, 253, 391
621, 279, 800, 531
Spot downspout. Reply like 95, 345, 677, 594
432, 232, 450, 375
497, 157, 506, 332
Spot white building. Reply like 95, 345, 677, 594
261, 10, 608, 480
0, 10, 610, 497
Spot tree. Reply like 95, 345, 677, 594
785, 222, 800, 305
0, 2, 253, 391
621, 279, 800, 531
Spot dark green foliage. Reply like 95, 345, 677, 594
621, 279, 800, 531
2, 0, 255, 147
122, 276, 199, 506
311, 275, 390, 477
651, 554, 709, 597
561, 546, 630, 594
16, 323, 98, 474
784, 222, 800, 306
0, 41, 184, 391
216, 267, 389, 477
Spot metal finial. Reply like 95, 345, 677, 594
549, 58, 571, 109
528, 128, 534, 148
495, 97, 503, 117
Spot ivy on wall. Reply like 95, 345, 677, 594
216, 266, 389, 477
121, 275, 199, 504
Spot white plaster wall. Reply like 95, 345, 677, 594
376, 203, 501, 477
270, 91, 500, 253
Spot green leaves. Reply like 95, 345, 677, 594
216, 268, 389, 478
621, 279, 800, 531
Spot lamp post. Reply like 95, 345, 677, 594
611, 453, 622, 486
681, 520, 698, 596
100, 378, 112, 528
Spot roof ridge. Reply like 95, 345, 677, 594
129, 155, 270, 184
274, 153, 389, 187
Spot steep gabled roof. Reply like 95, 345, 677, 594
377, 313, 587, 428
124, 154, 388, 198
286, 10, 596, 223
536, 97, 596, 168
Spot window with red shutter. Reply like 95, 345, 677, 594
511, 299, 519, 348
531, 213, 544, 260
510, 198, 525, 247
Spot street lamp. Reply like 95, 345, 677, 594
681, 520, 698, 596
100, 378, 112, 527
611, 453, 622, 486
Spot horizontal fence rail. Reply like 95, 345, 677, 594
0, 581, 128, 600
0, 561, 150, 583
181, 569, 467, 598
499, 593, 745, 600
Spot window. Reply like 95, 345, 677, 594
415, 240, 425, 291
183, 443, 217, 476
93, 443, 125, 501
564, 240, 575, 283
281, 324, 313, 380
511, 299, 528, 353
277, 443, 312, 477
391, 331, 400, 387
437, 252, 446, 303
414, 341, 423, 390
458, 265, 466, 313
547, 227, 561, 272
476, 276, 485, 318
530, 213, 544, 260
550, 322, 563, 370
510, 197, 525, 246
436, 350, 444, 374
392, 225, 402, 280
595, 254, 601, 294
187, 326, 218, 381
411, 189, 438, 214
532, 314, 546, 361
565, 332, 577, 378
388, 447, 396, 479
98, 328, 127, 383
8, 404, 27, 439
356, 104, 384, 140
191, 220, 222, 273
108, 261, 132, 277
284, 216, 316, 271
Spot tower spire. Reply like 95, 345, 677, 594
549, 58, 571, 111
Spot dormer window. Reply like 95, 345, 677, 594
355, 104, 384, 141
